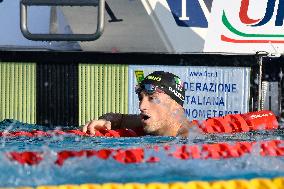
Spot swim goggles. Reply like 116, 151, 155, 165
135, 84, 165, 94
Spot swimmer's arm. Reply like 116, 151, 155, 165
99, 113, 142, 130
81, 113, 142, 134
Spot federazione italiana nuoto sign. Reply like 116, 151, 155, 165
128, 65, 251, 121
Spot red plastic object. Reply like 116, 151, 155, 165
170, 145, 191, 159
218, 143, 240, 158
0, 128, 140, 138
199, 110, 278, 134
260, 140, 284, 156
223, 114, 250, 132
202, 144, 222, 159
146, 156, 160, 163
235, 141, 255, 156
96, 149, 113, 159
113, 148, 144, 163
6, 140, 284, 166
94, 130, 104, 137
188, 145, 201, 159
116, 129, 138, 137
66, 130, 88, 136
8, 151, 43, 165
52, 130, 66, 135
201, 117, 231, 133
55, 150, 86, 166
105, 130, 121, 137
30, 130, 51, 137
241, 110, 278, 130
0, 110, 279, 138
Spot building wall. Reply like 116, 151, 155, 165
0, 52, 257, 127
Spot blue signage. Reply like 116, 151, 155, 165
166, 0, 208, 27
128, 65, 250, 121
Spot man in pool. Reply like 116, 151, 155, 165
82, 71, 193, 137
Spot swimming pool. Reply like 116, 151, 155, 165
0, 119, 284, 187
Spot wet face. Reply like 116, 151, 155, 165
138, 91, 179, 135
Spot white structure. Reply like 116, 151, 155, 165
1, 0, 284, 54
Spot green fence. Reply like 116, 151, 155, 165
0, 63, 36, 124
0, 62, 129, 126
79, 64, 128, 125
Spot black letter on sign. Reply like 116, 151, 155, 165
105, 1, 123, 22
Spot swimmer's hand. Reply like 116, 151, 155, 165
82, 119, 112, 135
82, 113, 124, 135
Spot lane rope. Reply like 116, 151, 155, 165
1, 177, 283, 189
0, 110, 279, 138
6, 139, 284, 166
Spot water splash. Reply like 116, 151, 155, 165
0, 120, 283, 186
1, 119, 17, 148
186, 122, 204, 144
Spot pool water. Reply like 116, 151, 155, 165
0, 119, 284, 187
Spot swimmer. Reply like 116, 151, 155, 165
82, 71, 193, 137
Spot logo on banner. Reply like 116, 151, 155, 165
135, 70, 145, 84
221, 0, 284, 43
165, 0, 209, 27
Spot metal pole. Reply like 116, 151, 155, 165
257, 55, 263, 111
279, 68, 283, 117
49, 6, 58, 34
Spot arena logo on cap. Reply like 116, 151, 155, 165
221, 0, 284, 43
146, 75, 161, 81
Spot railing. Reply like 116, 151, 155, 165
20, 0, 105, 41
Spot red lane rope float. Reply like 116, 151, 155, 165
8, 151, 43, 165
195, 110, 278, 133
0, 128, 139, 138
0, 110, 279, 138
6, 139, 284, 166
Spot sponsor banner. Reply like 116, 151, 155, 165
141, 0, 210, 52
129, 65, 250, 120
205, 0, 284, 53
